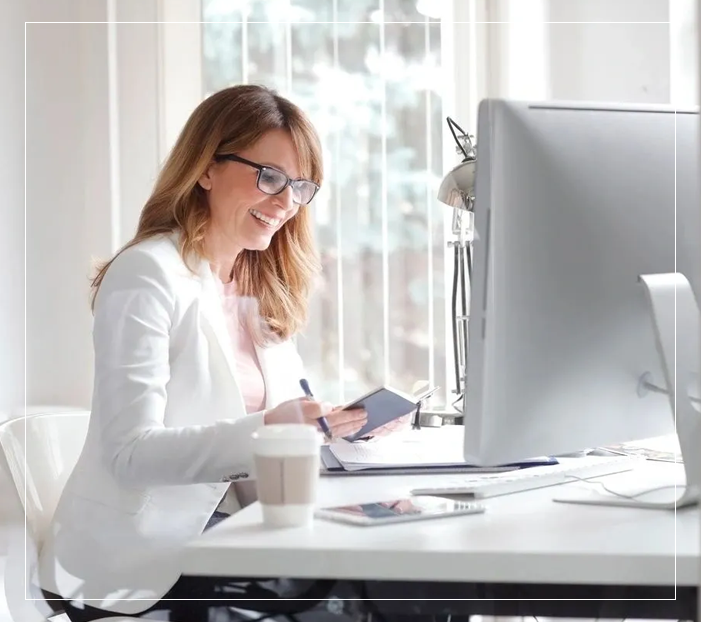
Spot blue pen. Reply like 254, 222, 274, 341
299, 378, 333, 441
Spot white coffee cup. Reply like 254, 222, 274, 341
252, 424, 322, 528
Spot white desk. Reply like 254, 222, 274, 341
183, 460, 698, 618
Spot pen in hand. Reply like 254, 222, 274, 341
299, 378, 333, 441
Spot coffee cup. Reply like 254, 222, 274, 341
252, 424, 322, 528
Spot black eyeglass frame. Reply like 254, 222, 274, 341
214, 153, 320, 205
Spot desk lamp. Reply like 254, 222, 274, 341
411, 117, 477, 430
436, 117, 477, 413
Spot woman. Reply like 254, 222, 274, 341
36, 85, 381, 621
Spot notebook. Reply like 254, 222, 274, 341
341, 384, 438, 442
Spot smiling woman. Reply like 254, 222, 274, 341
92, 85, 323, 343
35, 84, 380, 622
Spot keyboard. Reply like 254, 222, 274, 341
411, 454, 645, 499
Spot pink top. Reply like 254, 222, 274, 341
215, 276, 265, 511
216, 278, 266, 413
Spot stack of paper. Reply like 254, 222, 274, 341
321, 427, 528, 475
320, 427, 560, 476
328, 428, 467, 471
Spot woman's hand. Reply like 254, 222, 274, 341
322, 405, 368, 440
264, 398, 368, 440
366, 413, 412, 438
337, 411, 412, 441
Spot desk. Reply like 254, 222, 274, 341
183, 461, 698, 619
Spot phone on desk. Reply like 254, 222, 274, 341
342, 385, 440, 442
315, 495, 485, 526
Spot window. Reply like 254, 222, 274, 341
160, 0, 694, 409
201, 0, 451, 404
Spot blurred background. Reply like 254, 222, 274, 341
1, 0, 698, 417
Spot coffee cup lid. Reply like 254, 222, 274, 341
252, 423, 322, 443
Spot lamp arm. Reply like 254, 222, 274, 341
438, 117, 478, 407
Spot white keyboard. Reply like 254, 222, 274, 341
411, 454, 645, 499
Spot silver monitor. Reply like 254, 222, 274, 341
464, 100, 700, 472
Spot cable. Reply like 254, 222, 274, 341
565, 475, 687, 501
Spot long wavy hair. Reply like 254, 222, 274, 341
90, 84, 323, 343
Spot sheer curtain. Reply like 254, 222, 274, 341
158, 0, 697, 408
201, 0, 451, 405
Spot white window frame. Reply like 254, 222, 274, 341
157, 0, 204, 160
151, 0, 593, 403
670, 0, 699, 105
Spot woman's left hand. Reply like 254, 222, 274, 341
334, 411, 412, 440
366, 413, 412, 438
322, 405, 368, 440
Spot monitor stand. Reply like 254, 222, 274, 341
554, 273, 700, 510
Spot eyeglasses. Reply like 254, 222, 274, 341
215, 154, 320, 206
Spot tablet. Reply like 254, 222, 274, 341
342, 385, 439, 442
315, 495, 485, 526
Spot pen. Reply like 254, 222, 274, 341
299, 378, 333, 441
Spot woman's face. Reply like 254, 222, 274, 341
199, 129, 302, 254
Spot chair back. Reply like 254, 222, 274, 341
0, 411, 89, 545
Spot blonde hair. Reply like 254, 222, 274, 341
91, 84, 323, 343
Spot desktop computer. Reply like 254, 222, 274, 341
454, 100, 699, 508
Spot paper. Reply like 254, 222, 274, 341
604, 434, 682, 463
329, 427, 467, 471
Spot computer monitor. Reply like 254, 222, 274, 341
464, 100, 700, 472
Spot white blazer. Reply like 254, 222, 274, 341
37, 233, 306, 615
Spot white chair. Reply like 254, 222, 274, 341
0, 411, 89, 547
0, 410, 89, 620
0, 411, 139, 622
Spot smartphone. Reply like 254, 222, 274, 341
315, 495, 485, 526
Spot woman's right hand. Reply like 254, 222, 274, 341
264, 397, 368, 440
